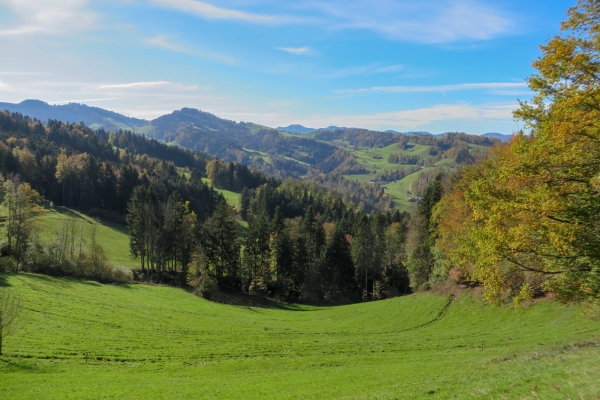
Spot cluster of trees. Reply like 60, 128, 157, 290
0, 114, 224, 221
206, 159, 273, 192
388, 153, 422, 165
314, 128, 399, 148
184, 198, 412, 302
127, 188, 196, 284
307, 174, 391, 212
372, 167, 421, 184
120, 164, 416, 301
408, 132, 498, 149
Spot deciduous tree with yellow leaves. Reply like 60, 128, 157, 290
435, 0, 600, 306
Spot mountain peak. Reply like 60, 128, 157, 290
277, 124, 315, 134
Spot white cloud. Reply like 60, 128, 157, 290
337, 82, 527, 94
278, 46, 313, 55
308, 0, 514, 43
323, 64, 405, 78
51, 98, 122, 104
0, 81, 12, 91
374, 65, 404, 73
144, 35, 237, 65
95, 81, 200, 91
150, 0, 297, 24
295, 103, 518, 130
98, 81, 172, 90
0, 0, 97, 36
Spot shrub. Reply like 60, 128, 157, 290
195, 276, 219, 300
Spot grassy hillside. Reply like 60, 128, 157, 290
7, 206, 136, 267
201, 178, 239, 207
1, 274, 598, 399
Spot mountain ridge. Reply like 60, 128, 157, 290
0, 100, 147, 131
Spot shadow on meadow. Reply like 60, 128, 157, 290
18, 273, 134, 290
0, 274, 11, 287
210, 291, 337, 312
44, 205, 129, 236
0, 358, 50, 374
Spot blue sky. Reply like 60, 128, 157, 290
0, 0, 573, 134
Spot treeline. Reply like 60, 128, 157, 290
388, 153, 422, 165
314, 128, 398, 148
372, 167, 421, 184
121, 153, 416, 301
407, 132, 498, 148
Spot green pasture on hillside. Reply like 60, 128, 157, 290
0, 273, 598, 399
351, 143, 435, 172
201, 178, 240, 208
29, 206, 135, 267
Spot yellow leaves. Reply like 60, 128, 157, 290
513, 283, 534, 308
55, 152, 88, 183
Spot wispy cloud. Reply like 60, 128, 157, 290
296, 103, 518, 130
0, 0, 97, 36
325, 64, 405, 78
0, 71, 52, 76
337, 82, 527, 94
278, 46, 313, 55
144, 35, 237, 65
98, 81, 171, 90
150, 0, 304, 24
97, 81, 200, 91
51, 98, 122, 104
0, 81, 12, 91
307, 0, 514, 43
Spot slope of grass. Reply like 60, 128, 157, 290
30, 206, 135, 267
0, 274, 598, 399
201, 178, 240, 208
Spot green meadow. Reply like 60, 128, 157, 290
0, 273, 598, 399
30, 206, 135, 268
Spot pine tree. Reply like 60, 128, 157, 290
324, 221, 355, 300
205, 202, 240, 291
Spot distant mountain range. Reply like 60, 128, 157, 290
0, 101, 511, 142
0, 100, 147, 131
279, 124, 511, 141
277, 124, 342, 134
480, 132, 512, 142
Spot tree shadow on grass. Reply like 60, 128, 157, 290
210, 291, 325, 312
0, 273, 12, 287
43, 205, 129, 236
22, 273, 134, 289
0, 358, 51, 374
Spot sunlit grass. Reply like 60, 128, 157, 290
0, 273, 598, 399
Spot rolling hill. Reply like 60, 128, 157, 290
0, 100, 147, 131
0, 273, 598, 398
0, 100, 506, 210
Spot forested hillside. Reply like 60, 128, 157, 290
0, 111, 418, 302
135, 109, 499, 210
0, 102, 500, 212
0, 100, 147, 131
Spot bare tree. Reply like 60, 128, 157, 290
0, 289, 24, 356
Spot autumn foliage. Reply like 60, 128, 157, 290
434, 0, 600, 305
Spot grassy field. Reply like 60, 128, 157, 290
383, 167, 438, 212
27, 206, 135, 267
0, 273, 598, 399
201, 178, 240, 208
